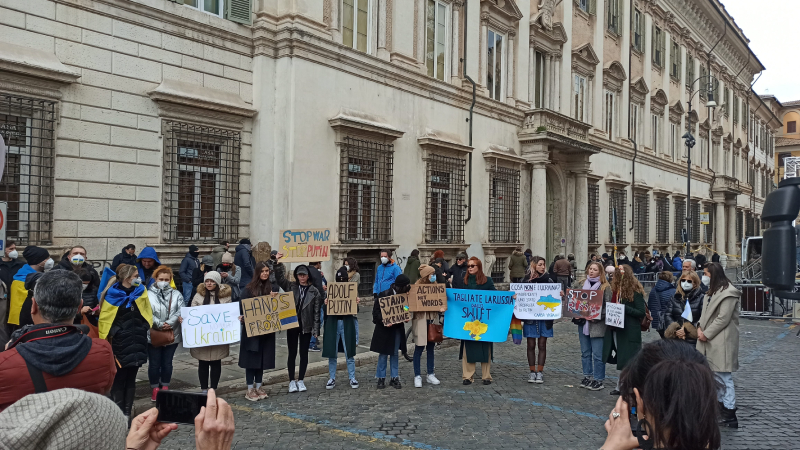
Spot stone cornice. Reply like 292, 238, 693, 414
0, 42, 80, 85
329, 109, 405, 141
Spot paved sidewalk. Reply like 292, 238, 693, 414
149, 318, 799, 450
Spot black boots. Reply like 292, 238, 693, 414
389, 377, 402, 389
719, 406, 739, 428
377, 378, 386, 389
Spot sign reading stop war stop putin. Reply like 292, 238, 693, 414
326, 282, 358, 315
408, 284, 448, 312
279, 229, 331, 262
240, 293, 299, 337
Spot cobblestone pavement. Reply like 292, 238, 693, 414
155, 319, 799, 450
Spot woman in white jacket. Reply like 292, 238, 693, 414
146, 265, 183, 402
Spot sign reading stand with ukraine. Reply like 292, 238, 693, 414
443, 289, 515, 342
240, 293, 300, 337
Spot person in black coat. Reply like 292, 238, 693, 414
53, 247, 101, 314
371, 275, 411, 389
0, 241, 24, 293
432, 258, 450, 287
711, 252, 720, 263
448, 253, 469, 289
191, 256, 215, 303
238, 261, 279, 401
110, 244, 137, 273
665, 271, 704, 346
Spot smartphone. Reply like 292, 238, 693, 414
156, 390, 207, 425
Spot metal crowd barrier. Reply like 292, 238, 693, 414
734, 283, 798, 319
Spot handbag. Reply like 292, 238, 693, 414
150, 292, 175, 347
80, 313, 99, 339
427, 322, 443, 343
641, 303, 653, 332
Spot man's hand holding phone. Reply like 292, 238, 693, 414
195, 389, 235, 450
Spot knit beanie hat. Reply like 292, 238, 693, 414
0, 389, 126, 450
394, 274, 410, 289
202, 255, 214, 266
418, 264, 435, 279
22, 246, 49, 266
221, 252, 234, 264
204, 271, 222, 286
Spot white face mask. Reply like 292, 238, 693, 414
132, 277, 142, 287
344, 264, 350, 271
70, 254, 86, 266
156, 281, 170, 289
43, 258, 54, 271
620, 255, 627, 260
7, 250, 17, 259
680, 281, 694, 291
429, 275, 437, 282
82, 283, 89, 291
380, 257, 389, 265
701, 275, 711, 286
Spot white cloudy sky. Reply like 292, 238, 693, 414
721, 0, 800, 101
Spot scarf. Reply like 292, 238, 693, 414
581, 276, 602, 335
104, 283, 146, 308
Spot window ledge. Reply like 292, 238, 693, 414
0, 41, 80, 85
329, 108, 405, 141
148, 79, 255, 128
418, 128, 473, 155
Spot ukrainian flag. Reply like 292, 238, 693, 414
8, 265, 37, 325
98, 283, 153, 340
278, 308, 298, 328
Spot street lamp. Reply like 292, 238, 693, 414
682, 74, 719, 257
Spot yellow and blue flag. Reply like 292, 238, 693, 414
8, 265, 37, 325
98, 283, 153, 339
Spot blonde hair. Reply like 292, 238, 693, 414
676, 271, 701, 298
115, 264, 138, 282
578, 261, 610, 292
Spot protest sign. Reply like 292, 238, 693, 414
563, 289, 603, 320
240, 293, 299, 337
443, 289, 515, 342
605, 302, 625, 328
510, 283, 563, 320
378, 293, 411, 326
408, 284, 447, 312
278, 228, 331, 262
326, 282, 358, 315
181, 303, 241, 348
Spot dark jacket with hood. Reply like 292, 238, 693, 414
306, 265, 326, 299
448, 262, 469, 289
370, 286, 408, 356
0, 323, 116, 411
110, 248, 137, 273
136, 247, 161, 289
508, 250, 527, 279
53, 254, 101, 310
647, 279, 676, 330
0, 258, 24, 293
179, 251, 199, 285
403, 255, 421, 284
234, 243, 255, 290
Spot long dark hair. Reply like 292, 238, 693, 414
245, 262, 272, 297
704, 262, 730, 297
620, 340, 721, 450
345, 257, 359, 272
203, 281, 220, 305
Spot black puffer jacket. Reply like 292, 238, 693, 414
107, 287, 150, 368
665, 287, 704, 330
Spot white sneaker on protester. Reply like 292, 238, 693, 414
288, 380, 298, 393
426, 374, 440, 385
535, 372, 544, 384
326, 379, 336, 390
414, 376, 422, 388
528, 373, 537, 383
297, 380, 307, 392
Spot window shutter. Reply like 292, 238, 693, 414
651, 26, 656, 64
226, 0, 252, 25
589, 0, 596, 15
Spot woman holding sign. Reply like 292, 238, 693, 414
411, 265, 443, 388
521, 256, 558, 384
372, 274, 411, 389
459, 257, 495, 385
238, 262, 279, 401
572, 261, 611, 391
189, 271, 233, 393
602, 265, 646, 396
322, 266, 360, 390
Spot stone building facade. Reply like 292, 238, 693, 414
0, 0, 779, 287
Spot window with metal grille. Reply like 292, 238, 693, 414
736, 209, 743, 244
745, 213, 754, 237
163, 121, 240, 243
491, 257, 507, 283
633, 191, 649, 243
356, 261, 376, 297
656, 196, 669, 244
704, 204, 714, 244
488, 166, 520, 243
0, 95, 55, 246
608, 188, 626, 244
674, 198, 686, 243
690, 201, 700, 244
339, 137, 393, 243
425, 154, 465, 243
588, 183, 599, 244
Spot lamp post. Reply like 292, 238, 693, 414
682, 74, 719, 257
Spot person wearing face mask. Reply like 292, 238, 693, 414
215, 252, 241, 302
179, 245, 200, 304
54, 246, 101, 319
99, 264, 153, 420
135, 247, 162, 289
664, 271, 703, 347
0, 241, 24, 293
145, 266, 183, 402
371, 274, 411, 389
189, 271, 233, 393
372, 250, 401, 300
7, 246, 51, 329
409, 265, 444, 388
234, 238, 256, 291
572, 261, 611, 391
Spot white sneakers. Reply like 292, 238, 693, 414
415, 374, 441, 388
426, 374, 441, 385
288, 380, 298, 393
414, 376, 423, 388
297, 380, 307, 392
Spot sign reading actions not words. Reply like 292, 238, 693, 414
408, 284, 447, 312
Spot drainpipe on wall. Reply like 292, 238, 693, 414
462, 0, 476, 224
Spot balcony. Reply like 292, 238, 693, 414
712, 175, 741, 196
518, 109, 600, 155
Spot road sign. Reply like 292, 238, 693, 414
700, 212, 710, 225
0, 201, 7, 252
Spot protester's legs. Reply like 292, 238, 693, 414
160, 343, 178, 387
389, 328, 400, 378
182, 282, 193, 306
461, 345, 475, 381
123, 366, 139, 416
577, 331, 593, 378
413, 345, 424, 377
246, 368, 257, 386
526, 337, 537, 372
111, 366, 137, 413
147, 345, 163, 388
298, 332, 312, 380
328, 356, 338, 380
337, 320, 357, 380
209, 360, 222, 389
481, 348, 492, 381
715, 372, 736, 409
591, 337, 605, 382
537, 337, 547, 369
376, 354, 388, 378
198, 360, 210, 390
425, 342, 435, 374
286, 327, 300, 380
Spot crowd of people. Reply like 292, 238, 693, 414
0, 239, 742, 449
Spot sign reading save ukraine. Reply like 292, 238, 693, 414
443, 289, 515, 342
181, 303, 241, 348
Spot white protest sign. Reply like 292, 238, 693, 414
605, 302, 625, 328
510, 283, 563, 320
180, 303, 241, 348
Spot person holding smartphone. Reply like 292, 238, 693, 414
189, 272, 232, 393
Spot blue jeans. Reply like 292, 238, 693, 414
577, 328, 605, 381
376, 329, 401, 379
716, 372, 736, 409
413, 343, 435, 377
182, 282, 193, 306
328, 320, 356, 381
147, 343, 178, 388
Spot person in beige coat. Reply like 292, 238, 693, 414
411, 265, 444, 388
696, 262, 741, 428
189, 271, 232, 393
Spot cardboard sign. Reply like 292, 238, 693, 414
240, 293, 299, 337
510, 283, 563, 320
326, 282, 358, 315
181, 303, 241, 348
443, 289, 515, 342
408, 284, 448, 312
278, 228, 331, 262
378, 293, 411, 326
563, 289, 603, 320
605, 302, 625, 328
